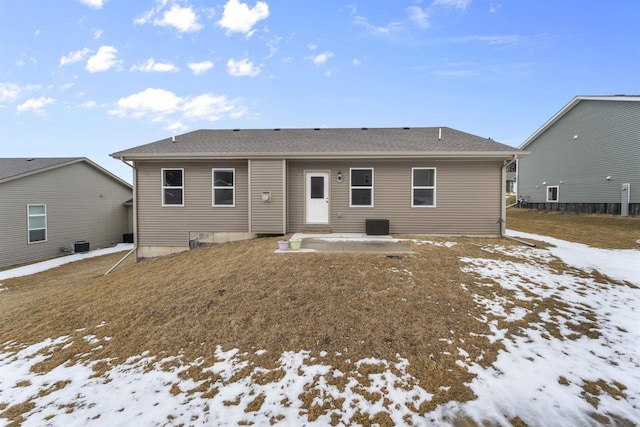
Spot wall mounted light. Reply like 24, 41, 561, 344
573, 135, 578, 139
337, 171, 342, 182
559, 181, 564, 184
542, 181, 547, 185
606, 176, 612, 181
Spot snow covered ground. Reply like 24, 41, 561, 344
0, 244, 133, 281
1, 234, 638, 426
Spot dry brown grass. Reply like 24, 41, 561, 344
1, 210, 635, 423
0, 237, 522, 415
507, 208, 640, 249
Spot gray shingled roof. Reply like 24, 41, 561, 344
0, 157, 81, 181
0, 157, 132, 188
111, 127, 521, 159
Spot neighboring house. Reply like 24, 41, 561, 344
0, 158, 133, 268
111, 127, 525, 259
506, 171, 517, 194
517, 95, 640, 215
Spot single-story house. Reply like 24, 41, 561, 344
0, 157, 133, 268
110, 127, 526, 259
517, 95, 639, 215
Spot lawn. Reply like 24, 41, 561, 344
0, 212, 638, 426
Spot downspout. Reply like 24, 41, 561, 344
105, 158, 137, 275
501, 155, 518, 237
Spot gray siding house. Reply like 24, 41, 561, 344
111, 127, 525, 259
517, 95, 640, 215
0, 158, 133, 268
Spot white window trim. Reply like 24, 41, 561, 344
161, 168, 185, 207
27, 204, 47, 244
349, 167, 374, 207
212, 168, 236, 207
546, 185, 559, 202
411, 167, 437, 208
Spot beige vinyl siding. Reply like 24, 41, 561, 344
518, 100, 640, 204
136, 161, 249, 246
288, 159, 501, 235
249, 159, 285, 234
0, 162, 131, 268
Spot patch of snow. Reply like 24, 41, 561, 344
0, 244, 134, 280
444, 239, 640, 426
0, 340, 434, 426
411, 240, 457, 248
506, 229, 640, 285
254, 349, 267, 356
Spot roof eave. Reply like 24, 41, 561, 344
0, 158, 132, 189
111, 151, 526, 162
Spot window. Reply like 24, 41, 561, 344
213, 168, 235, 206
546, 186, 559, 202
412, 168, 436, 207
350, 168, 374, 207
27, 204, 47, 243
162, 169, 184, 206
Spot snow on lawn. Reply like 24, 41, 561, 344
0, 244, 133, 281
1, 234, 639, 426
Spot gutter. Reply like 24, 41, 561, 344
111, 151, 525, 162
500, 155, 518, 237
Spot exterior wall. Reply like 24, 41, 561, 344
135, 160, 249, 249
287, 159, 503, 235
249, 159, 285, 234
0, 162, 131, 268
518, 100, 640, 210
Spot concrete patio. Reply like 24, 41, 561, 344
274, 233, 414, 254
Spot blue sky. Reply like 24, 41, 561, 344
1, 0, 638, 182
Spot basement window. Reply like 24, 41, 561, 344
546, 185, 559, 202
162, 168, 184, 206
350, 168, 374, 207
412, 168, 436, 207
212, 169, 235, 207
27, 204, 47, 243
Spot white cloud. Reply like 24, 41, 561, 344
166, 121, 186, 131
187, 61, 214, 75
353, 15, 404, 36
16, 97, 54, 115
311, 51, 333, 66
352, 58, 361, 65
0, 83, 21, 103
489, 2, 501, 13
265, 35, 281, 58
79, 100, 97, 108
226, 58, 262, 77
109, 88, 247, 125
307, 42, 318, 50
85, 46, 121, 73
93, 28, 104, 39
130, 58, 179, 72
110, 88, 181, 118
182, 94, 246, 121
16, 60, 25, 67
79, 0, 105, 9
450, 34, 521, 45
408, 6, 430, 28
218, 0, 269, 36
432, 0, 471, 10
60, 48, 91, 67
154, 4, 203, 32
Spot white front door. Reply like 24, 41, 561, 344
305, 172, 329, 224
